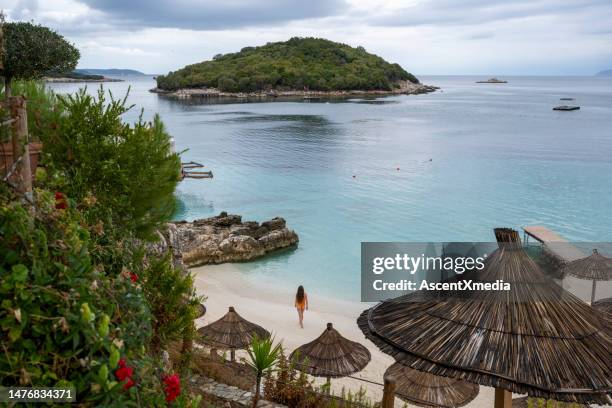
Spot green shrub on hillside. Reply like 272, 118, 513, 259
156, 37, 419, 92
40, 88, 181, 240
0, 80, 63, 143
1, 83, 200, 406
0, 186, 150, 405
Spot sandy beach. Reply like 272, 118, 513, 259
192, 264, 498, 407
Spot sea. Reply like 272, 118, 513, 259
48, 75, 612, 300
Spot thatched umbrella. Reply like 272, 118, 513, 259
358, 228, 611, 406
290, 323, 371, 386
560, 249, 612, 303
592, 297, 612, 330
386, 362, 479, 408
197, 306, 270, 361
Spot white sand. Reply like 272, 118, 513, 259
192, 264, 497, 407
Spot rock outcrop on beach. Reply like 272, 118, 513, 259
172, 212, 299, 266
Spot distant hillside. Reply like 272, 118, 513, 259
596, 69, 612, 76
47, 70, 104, 80
156, 37, 419, 92
75, 68, 146, 76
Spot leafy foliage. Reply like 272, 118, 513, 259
245, 335, 283, 408
0, 80, 63, 142
1, 22, 79, 91
1, 82, 200, 406
40, 88, 181, 240
156, 37, 419, 92
263, 349, 377, 408
142, 253, 202, 353
0, 185, 149, 405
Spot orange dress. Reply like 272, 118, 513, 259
295, 293, 308, 311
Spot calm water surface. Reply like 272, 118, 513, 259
49, 75, 612, 299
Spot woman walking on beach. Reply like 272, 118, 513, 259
295, 285, 308, 328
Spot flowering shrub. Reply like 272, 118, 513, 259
1, 84, 201, 407
0, 186, 149, 405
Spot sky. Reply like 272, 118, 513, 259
1, 0, 611, 76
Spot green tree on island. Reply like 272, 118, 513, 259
0, 21, 79, 97
156, 37, 419, 92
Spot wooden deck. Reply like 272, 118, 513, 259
523, 225, 584, 264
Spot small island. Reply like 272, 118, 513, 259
44, 69, 146, 83
151, 37, 437, 98
476, 77, 508, 83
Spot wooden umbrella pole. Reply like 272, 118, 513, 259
494, 388, 511, 408
382, 375, 396, 408
591, 280, 597, 304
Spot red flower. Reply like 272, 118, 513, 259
114, 358, 136, 390
162, 374, 181, 402
115, 366, 133, 382
123, 377, 135, 390
55, 192, 68, 210
129, 272, 138, 282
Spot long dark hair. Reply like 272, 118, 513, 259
296, 285, 305, 303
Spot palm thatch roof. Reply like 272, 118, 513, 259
592, 297, 612, 330
289, 323, 371, 378
386, 362, 479, 408
358, 228, 612, 404
197, 306, 270, 350
560, 249, 612, 281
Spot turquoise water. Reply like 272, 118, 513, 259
49, 76, 612, 300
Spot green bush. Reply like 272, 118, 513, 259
0, 185, 150, 405
1, 82, 201, 406
142, 253, 202, 353
0, 80, 63, 143
41, 87, 181, 240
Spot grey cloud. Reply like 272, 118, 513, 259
367, 0, 611, 27
78, 0, 348, 30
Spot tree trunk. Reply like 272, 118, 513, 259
179, 322, 194, 374
252, 374, 261, 408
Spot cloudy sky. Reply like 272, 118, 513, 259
2, 0, 611, 75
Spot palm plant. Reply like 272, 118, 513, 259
245, 335, 282, 408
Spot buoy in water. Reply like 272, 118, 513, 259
396, 167, 400, 171
352, 175, 356, 179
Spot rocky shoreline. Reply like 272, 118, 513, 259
150, 80, 438, 99
169, 212, 298, 267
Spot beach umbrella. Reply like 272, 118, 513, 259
358, 228, 611, 406
560, 249, 612, 303
289, 323, 371, 386
386, 362, 479, 408
592, 297, 612, 331
197, 306, 270, 361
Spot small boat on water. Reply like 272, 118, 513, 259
560, 97, 574, 101
476, 77, 507, 83
553, 105, 580, 111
